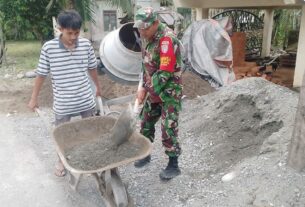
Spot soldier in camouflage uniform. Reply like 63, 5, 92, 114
133, 7, 183, 180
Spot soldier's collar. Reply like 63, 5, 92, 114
151, 23, 166, 41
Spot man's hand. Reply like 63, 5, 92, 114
28, 75, 45, 112
88, 68, 102, 97
137, 87, 147, 104
28, 98, 38, 112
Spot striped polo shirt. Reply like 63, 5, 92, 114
36, 37, 97, 115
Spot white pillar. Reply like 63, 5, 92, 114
293, 5, 305, 87
191, 8, 196, 21
196, 8, 209, 20
151, 0, 160, 10
261, 9, 274, 57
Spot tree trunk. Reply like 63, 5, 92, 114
32, 27, 44, 45
287, 70, 305, 171
0, 25, 6, 65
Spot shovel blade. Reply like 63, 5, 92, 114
110, 105, 136, 146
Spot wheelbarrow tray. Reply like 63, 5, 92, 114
53, 116, 152, 174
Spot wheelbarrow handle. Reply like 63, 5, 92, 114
96, 96, 105, 116
133, 93, 148, 116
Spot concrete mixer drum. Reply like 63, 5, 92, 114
99, 22, 142, 85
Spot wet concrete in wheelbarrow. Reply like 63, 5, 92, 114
65, 132, 142, 171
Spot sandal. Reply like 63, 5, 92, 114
54, 161, 66, 177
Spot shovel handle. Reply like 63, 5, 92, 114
133, 93, 148, 116
133, 98, 140, 114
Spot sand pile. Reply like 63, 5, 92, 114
121, 77, 305, 207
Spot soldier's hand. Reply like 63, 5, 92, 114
146, 75, 152, 86
137, 87, 147, 104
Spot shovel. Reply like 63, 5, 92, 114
107, 95, 148, 148
109, 104, 137, 147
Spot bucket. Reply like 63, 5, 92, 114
99, 22, 142, 84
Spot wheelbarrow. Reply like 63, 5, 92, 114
52, 115, 152, 207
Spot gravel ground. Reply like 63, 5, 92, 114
120, 77, 305, 207
2, 77, 305, 207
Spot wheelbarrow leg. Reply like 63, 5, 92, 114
68, 172, 82, 191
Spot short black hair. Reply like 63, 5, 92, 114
57, 10, 82, 30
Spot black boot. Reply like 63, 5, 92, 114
134, 155, 151, 168
159, 156, 181, 180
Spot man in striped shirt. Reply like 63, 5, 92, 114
28, 10, 101, 177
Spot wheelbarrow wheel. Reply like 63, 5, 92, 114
94, 168, 132, 207
104, 168, 130, 207
126, 192, 134, 207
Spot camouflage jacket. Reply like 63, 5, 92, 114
142, 23, 183, 109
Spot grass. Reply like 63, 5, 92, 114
3, 40, 41, 73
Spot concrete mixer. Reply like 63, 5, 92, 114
97, 9, 181, 85
99, 22, 142, 85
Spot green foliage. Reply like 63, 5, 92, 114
6, 40, 41, 71
177, 8, 192, 28
0, 0, 61, 41
272, 9, 301, 49
161, 0, 173, 7
0, 12, 5, 65
47, 0, 96, 23
74, 0, 96, 23
105, 0, 133, 16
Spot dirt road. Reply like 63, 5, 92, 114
0, 112, 108, 207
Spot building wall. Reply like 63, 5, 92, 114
86, 0, 163, 54
89, 0, 123, 52
136, 0, 160, 10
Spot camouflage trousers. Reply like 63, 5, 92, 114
140, 99, 181, 157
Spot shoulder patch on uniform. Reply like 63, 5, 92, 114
160, 37, 173, 54
159, 36, 176, 72
161, 40, 169, 53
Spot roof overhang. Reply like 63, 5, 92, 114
173, 0, 305, 9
